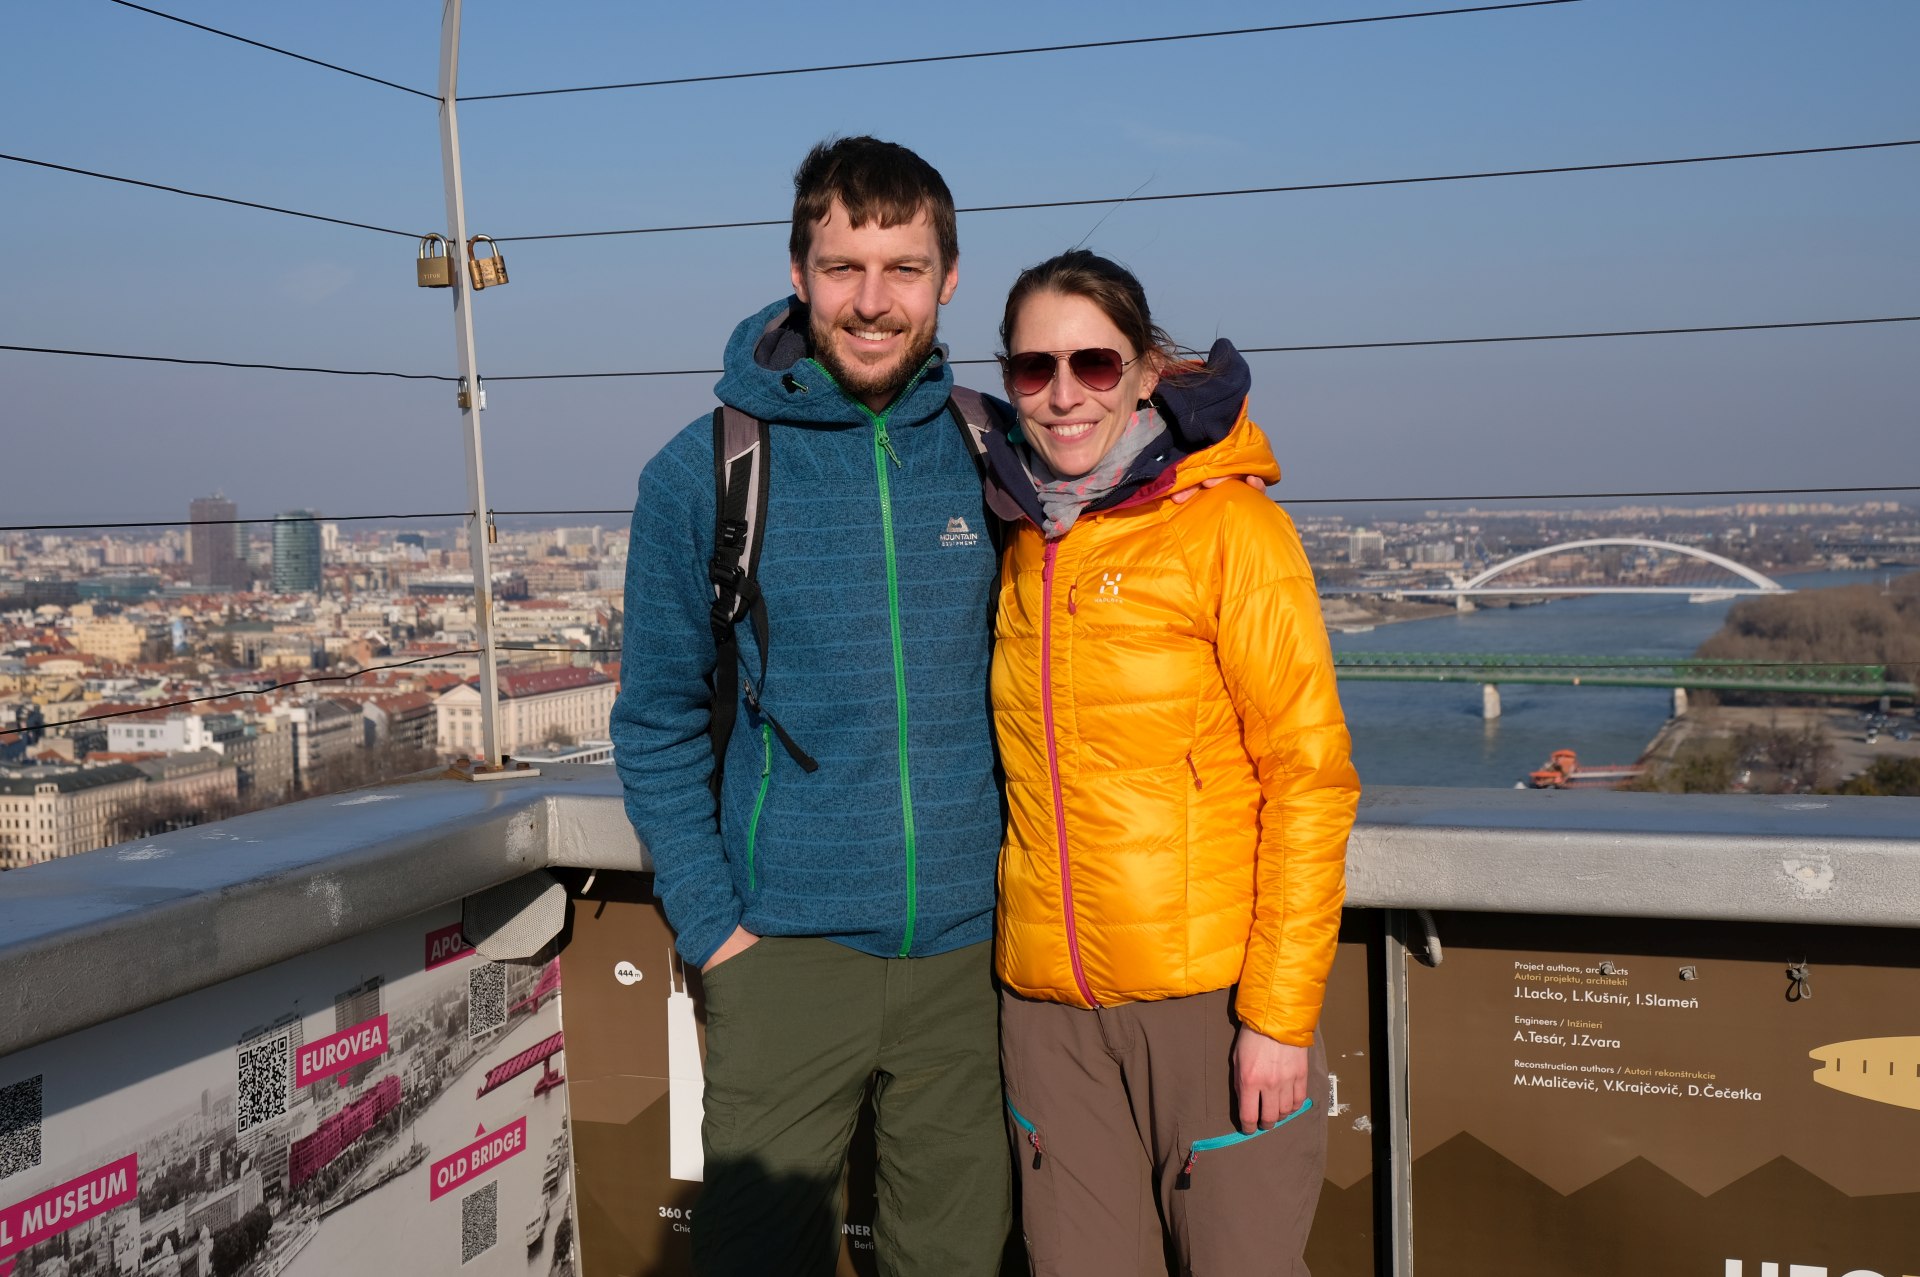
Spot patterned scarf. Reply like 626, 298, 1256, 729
1018, 405, 1168, 538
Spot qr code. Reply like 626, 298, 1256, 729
469, 962, 507, 1040
237, 1032, 292, 1134
0, 1074, 43, 1181
461, 1180, 498, 1263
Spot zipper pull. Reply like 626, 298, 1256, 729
1028, 1130, 1043, 1170
1176, 1149, 1198, 1190
1068, 585, 1078, 615
877, 426, 902, 468
1185, 752, 1202, 789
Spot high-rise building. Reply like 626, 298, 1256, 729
189, 495, 246, 590
1349, 528, 1387, 567
272, 510, 323, 594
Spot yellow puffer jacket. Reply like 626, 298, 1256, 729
990, 406, 1359, 1046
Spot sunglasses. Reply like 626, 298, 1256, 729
1002, 347, 1139, 397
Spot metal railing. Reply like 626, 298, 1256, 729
5, 768, 1915, 1061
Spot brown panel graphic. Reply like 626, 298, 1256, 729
1407, 912, 1920, 1277
1810, 1036, 1920, 1111
1304, 917, 1381, 1277
556, 873, 891, 1276
558, 878, 1382, 1276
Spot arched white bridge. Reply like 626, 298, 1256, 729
1449, 537, 1790, 597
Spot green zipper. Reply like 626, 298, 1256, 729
745, 723, 772, 890
807, 355, 936, 956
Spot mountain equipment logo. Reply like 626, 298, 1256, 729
1096, 572, 1124, 601
939, 516, 980, 549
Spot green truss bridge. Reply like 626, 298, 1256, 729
1333, 653, 1916, 718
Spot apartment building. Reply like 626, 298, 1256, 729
436, 666, 617, 758
0, 762, 147, 868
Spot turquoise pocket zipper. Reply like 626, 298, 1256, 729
1176, 1097, 1314, 1188
1005, 1097, 1044, 1169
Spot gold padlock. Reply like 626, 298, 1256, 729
467, 235, 508, 290
416, 233, 455, 288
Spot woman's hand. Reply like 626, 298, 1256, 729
1170, 474, 1266, 504
1232, 1025, 1308, 1132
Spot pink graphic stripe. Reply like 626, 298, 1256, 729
1041, 542, 1097, 1008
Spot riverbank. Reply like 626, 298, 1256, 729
1635, 701, 1919, 792
1320, 595, 1456, 631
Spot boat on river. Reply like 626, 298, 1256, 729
1526, 748, 1644, 789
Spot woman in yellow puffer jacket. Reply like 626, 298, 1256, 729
979, 250, 1359, 1275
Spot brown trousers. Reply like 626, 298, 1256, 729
1000, 988, 1328, 1277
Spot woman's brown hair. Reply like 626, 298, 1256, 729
998, 250, 1180, 369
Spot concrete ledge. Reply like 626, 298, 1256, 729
1348, 785, 1920, 928
2, 768, 1916, 1060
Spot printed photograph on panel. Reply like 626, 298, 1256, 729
0, 906, 575, 1277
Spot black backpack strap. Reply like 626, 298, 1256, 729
945, 388, 1008, 557
708, 407, 815, 804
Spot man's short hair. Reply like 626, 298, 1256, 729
790, 136, 959, 271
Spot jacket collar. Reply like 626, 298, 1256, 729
713, 296, 956, 429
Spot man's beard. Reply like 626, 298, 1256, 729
809, 316, 940, 408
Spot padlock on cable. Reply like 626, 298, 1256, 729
416, 233, 456, 288
467, 235, 508, 290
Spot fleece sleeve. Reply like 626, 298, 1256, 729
609, 434, 743, 967
1212, 494, 1360, 1046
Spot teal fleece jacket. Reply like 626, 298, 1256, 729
610, 298, 1003, 966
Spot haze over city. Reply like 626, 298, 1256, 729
4, 0, 1916, 527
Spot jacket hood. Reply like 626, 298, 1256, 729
978, 338, 1276, 528
713, 296, 957, 428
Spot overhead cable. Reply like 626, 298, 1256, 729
6, 315, 1917, 389
457, 1, 1582, 102
496, 648, 1919, 670
7, 484, 1917, 536
0, 344, 452, 381
0, 153, 419, 238
1229, 315, 1920, 357
498, 315, 1920, 377
0, 649, 482, 739
10, 138, 1909, 246
498, 139, 1920, 242
1280, 483, 1920, 505
0, 511, 467, 534
103, 0, 438, 101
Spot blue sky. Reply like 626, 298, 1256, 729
3, 0, 1915, 528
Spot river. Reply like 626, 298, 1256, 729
1328, 569, 1903, 789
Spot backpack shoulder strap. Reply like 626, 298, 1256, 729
944, 386, 996, 464
707, 407, 815, 804
944, 388, 1008, 556
708, 406, 769, 802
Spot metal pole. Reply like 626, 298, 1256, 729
437, 0, 502, 769
1380, 909, 1415, 1275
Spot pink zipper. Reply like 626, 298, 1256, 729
1041, 540, 1097, 1008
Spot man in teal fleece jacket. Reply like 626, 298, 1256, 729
610, 138, 1009, 1274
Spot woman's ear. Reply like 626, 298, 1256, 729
1135, 353, 1162, 403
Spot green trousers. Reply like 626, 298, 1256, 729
693, 936, 1011, 1277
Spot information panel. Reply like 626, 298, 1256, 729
1407, 912, 1919, 1277
0, 904, 573, 1277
